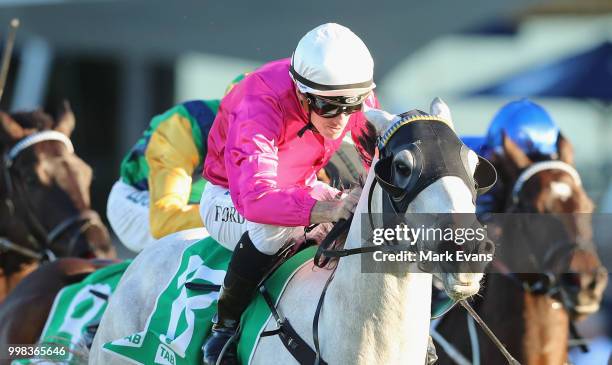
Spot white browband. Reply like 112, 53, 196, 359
6, 131, 74, 165
511, 160, 581, 203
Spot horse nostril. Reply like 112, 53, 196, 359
594, 267, 609, 287
480, 239, 495, 255
588, 277, 598, 291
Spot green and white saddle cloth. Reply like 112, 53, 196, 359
12, 260, 130, 365
103, 237, 317, 365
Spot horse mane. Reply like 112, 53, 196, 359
398, 109, 454, 130
398, 109, 428, 119
355, 121, 377, 167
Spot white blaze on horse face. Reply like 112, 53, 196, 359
550, 181, 572, 202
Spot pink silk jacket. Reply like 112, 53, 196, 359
204, 58, 378, 226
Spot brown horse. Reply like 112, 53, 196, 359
434, 133, 608, 365
0, 105, 117, 363
0, 258, 116, 361
0, 103, 115, 302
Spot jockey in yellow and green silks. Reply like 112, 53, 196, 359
106, 74, 246, 252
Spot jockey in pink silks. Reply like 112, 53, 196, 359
199, 23, 379, 364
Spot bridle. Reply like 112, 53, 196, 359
314, 113, 497, 267
374, 114, 496, 212
499, 159, 585, 294
309, 113, 497, 363
509, 160, 582, 207
0, 130, 102, 262
495, 159, 596, 352
216, 112, 509, 365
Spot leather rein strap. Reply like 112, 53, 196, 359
244, 114, 497, 364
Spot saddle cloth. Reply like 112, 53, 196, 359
103, 237, 316, 365
13, 261, 130, 365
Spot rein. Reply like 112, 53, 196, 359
309, 115, 500, 364
1, 131, 101, 262
0, 237, 43, 260
504, 160, 593, 303
243, 113, 505, 365
490, 159, 592, 354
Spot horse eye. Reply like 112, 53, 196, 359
395, 162, 411, 176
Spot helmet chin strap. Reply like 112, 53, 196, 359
297, 98, 320, 138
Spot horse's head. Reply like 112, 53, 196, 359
366, 98, 497, 300
496, 132, 607, 318
0, 103, 115, 275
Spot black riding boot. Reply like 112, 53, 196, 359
202, 232, 279, 365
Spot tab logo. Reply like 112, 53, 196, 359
155, 343, 176, 365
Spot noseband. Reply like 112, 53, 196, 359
510, 160, 582, 206
1, 130, 101, 261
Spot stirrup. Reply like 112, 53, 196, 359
203, 329, 238, 365
216, 330, 240, 365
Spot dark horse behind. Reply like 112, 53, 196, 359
0, 103, 116, 358
434, 133, 608, 365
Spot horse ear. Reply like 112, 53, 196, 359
364, 108, 397, 135
556, 132, 574, 166
430, 97, 454, 129
55, 100, 75, 137
498, 131, 531, 178
0, 111, 25, 146
430, 97, 451, 120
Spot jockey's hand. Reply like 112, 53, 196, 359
310, 187, 362, 224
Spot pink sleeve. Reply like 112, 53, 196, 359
225, 82, 316, 226
350, 92, 380, 170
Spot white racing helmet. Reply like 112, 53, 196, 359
290, 23, 375, 98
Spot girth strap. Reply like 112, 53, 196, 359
259, 285, 328, 365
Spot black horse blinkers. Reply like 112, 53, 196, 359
374, 114, 497, 213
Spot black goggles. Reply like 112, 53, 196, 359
305, 93, 368, 118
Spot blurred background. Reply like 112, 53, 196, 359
0, 0, 611, 362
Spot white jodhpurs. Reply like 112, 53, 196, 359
199, 183, 304, 254
106, 180, 158, 253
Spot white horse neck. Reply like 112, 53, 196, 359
320, 157, 432, 364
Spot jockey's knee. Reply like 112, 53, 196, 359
199, 184, 247, 249
199, 183, 304, 254
247, 223, 303, 255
